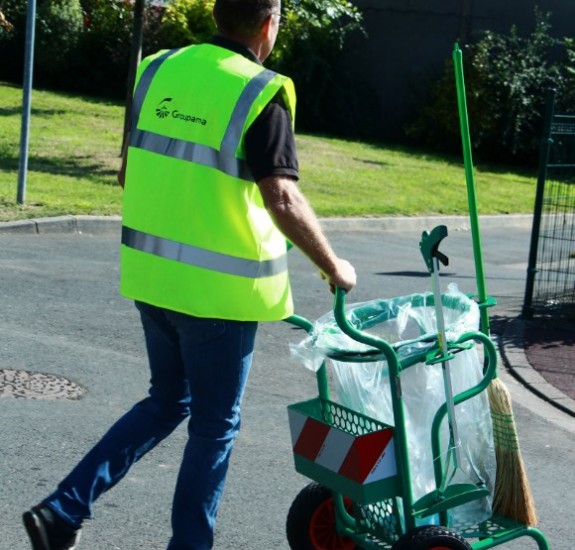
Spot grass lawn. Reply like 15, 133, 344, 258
0, 81, 537, 222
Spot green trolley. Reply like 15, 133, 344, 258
284, 44, 550, 550
284, 286, 549, 550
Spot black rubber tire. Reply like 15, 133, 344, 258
391, 526, 472, 550
286, 482, 357, 550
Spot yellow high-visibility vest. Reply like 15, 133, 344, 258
121, 44, 296, 321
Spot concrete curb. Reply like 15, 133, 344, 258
319, 214, 534, 232
321, 214, 533, 232
0, 214, 534, 235
499, 317, 575, 417
0, 215, 122, 235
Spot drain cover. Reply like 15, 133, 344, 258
0, 369, 85, 399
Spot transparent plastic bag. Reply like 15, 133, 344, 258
290, 284, 496, 526
290, 284, 479, 373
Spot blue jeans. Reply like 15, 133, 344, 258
45, 301, 258, 550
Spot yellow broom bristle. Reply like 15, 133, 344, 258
488, 378, 538, 526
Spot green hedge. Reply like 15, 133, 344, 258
406, 9, 575, 165
0, 0, 363, 131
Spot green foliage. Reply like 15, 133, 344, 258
0, 0, 133, 93
0, 0, 364, 124
148, 0, 215, 50
560, 37, 575, 111
70, 0, 134, 95
0, 0, 83, 85
0, 0, 31, 81
277, 0, 362, 50
81, 0, 133, 51
407, 9, 574, 165
270, 0, 367, 136
36, 0, 83, 78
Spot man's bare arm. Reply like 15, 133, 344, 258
257, 175, 356, 292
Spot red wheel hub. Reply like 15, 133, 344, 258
309, 497, 355, 550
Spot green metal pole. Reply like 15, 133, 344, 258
452, 44, 490, 336
522, 90, 555, 319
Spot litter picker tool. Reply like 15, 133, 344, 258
420, 225, 462, 478
452, 43, 537, 526
420, 225, 485, 492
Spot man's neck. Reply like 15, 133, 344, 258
211, 34, 262, 64
216, 32, 265, 62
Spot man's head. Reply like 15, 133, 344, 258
213, 0, 281, 60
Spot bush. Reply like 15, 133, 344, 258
0, 0, 364, 124
0, 0, 31, 82
0, 0, 83, 87
146, 0, 214, 51
559, 37, 575, 113
406, 9, 573, 165
270, 0, 368, 136
35, 0, 83, 81
67, 0, 134, 96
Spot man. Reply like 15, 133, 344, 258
23, 1, 356, 549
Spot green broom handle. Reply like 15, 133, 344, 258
453, 44, 491, 336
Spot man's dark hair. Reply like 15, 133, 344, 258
213, 0, 280, 38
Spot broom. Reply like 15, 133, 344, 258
452, 43, 538, 526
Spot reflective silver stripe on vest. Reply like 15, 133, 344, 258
129, 48, 279, 181
220, 69, 278, 155
130, 128, 253, 181
131, 49, 180, 136
122, 226, 288, 279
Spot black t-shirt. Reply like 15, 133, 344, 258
209, 36, 299, 182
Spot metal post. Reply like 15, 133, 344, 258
522, 90, 556, 318
121, 0, 145, 153
17, 0, 37, 205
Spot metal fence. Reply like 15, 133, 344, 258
523, 92, 575, 318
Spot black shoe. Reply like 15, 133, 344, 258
23, 504, 81, 550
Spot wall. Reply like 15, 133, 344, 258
340, 0, 575, 141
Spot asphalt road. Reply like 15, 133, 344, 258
1, 220, 573, 549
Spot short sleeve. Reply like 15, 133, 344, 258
244, 98, 299, 182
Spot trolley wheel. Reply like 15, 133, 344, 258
391, 526, 472, 550
286, 482, 357, 550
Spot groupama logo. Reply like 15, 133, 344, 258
154, 97, 207, 126
156, 98, 172, 119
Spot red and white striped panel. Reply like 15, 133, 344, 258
289, 408, 397, 485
